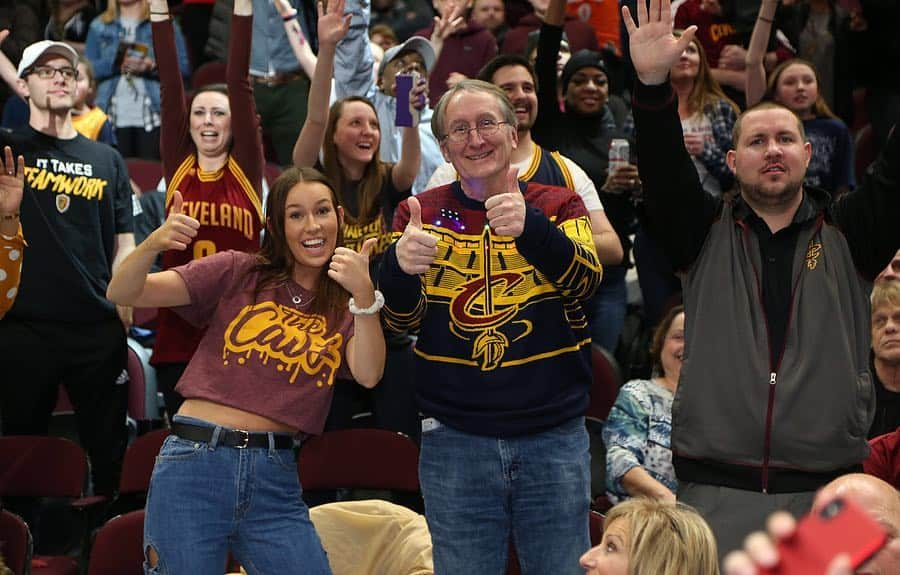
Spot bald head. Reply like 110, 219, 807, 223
813, 474, 900, 575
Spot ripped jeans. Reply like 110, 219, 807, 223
143, 416, 331, 575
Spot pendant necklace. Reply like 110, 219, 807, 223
285, 282, 314, 309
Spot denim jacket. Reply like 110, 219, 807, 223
85, 16, 190, 118
334, 0, 443, 195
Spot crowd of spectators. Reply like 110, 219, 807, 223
0, 0, 898, 573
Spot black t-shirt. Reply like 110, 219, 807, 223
1, 126, 134, 322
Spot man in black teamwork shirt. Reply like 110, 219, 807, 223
0, 40, 134, 497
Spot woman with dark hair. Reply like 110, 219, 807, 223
293, 0, 422, 437
602, 305, 685, 503
148, 0, 266, 419
107, 166, 385, 572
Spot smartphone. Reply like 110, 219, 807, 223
760, 497, 888, 575
394, 73, 419, 128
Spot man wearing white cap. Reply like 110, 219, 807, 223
328, 0, 443, 196
0, 40, 134, 496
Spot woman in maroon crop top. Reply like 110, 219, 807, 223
107, 166, 386, 572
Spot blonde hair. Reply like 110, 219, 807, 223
871, 280, 900, 312
604, 498, 720, 575
100, 0, 149, 23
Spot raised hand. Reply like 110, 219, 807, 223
328, 237, 377, 298
396, 196, 438, 275
0, 146, 25, 217
622, 0, 697, 85
484, 168, 526, 237
150, 190, 200, 252
433, 0, 466, 42
317, 0, 351, 47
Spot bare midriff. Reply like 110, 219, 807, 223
177, 399, 297, 434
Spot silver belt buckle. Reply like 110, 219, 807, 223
234, 429, 250, 448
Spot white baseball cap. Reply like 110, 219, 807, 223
17, 40, 79, 78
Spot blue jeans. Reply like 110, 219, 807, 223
587, 264, 628, 351
143, 416, 331, 575
419, 417, 590, 575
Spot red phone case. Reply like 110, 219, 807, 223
760, 497, 888, 575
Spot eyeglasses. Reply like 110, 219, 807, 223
443, 118, 510, 144
29, 65, 79, 81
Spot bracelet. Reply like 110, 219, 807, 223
758, 17, 774, 23
150, 10, 169, 15
283, 12, 298, 22
349, 290, 384, 315
0, 212, 20, 222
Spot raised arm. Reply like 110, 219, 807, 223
0, 146, 25, 319
292, 0, 350, 167
274, 0, 317, 79
150, 0, 193, 183
390, 79, 427, 191
333, 0, 375, 101
745, 0, 778, 107
833, 124, 900, 281
107, 191, 199, 308
531, 0, 566, 149
0, 31, 27, 99
228, 0, 264, 196
329, 238, 386, 388
429, 1, 466, 62
624, 0, 720, 270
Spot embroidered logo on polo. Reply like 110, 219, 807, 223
806, 240, 822, 270
222, 302, 343, 387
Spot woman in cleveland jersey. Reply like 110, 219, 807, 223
149, 0, 264, 419
292, 0, 424, 438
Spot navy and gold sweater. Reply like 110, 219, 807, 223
378, 181, 602, 437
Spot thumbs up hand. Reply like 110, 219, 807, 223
396, 196, 438, 275
150, 190, 200, 252
329, 237, 379, 300
484, 167, 526, 237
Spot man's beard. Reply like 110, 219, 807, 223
740, 177, 803, 210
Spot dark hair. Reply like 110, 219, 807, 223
765, 58, 837, 120
188, 83, 233, 155
251, 166, 348, 315
649, 305, 684, 375
322, 96, 389, 226
732, 100, 807, 146
188, 83, 228, 109
478, 53, 539, 92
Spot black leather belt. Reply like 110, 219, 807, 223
171, 422, 295, 449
